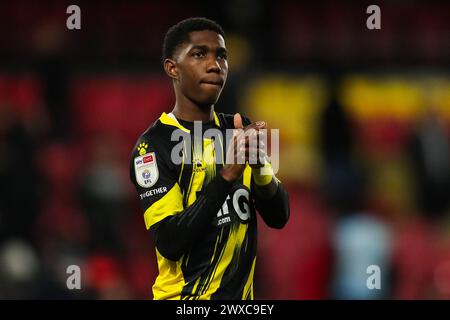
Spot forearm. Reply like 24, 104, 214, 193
254, 182, 290, 229
253, 175, 278, 199
152, 174, 232, 261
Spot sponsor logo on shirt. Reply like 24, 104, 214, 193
214, 186, 253, 228
140, 186, 168, 200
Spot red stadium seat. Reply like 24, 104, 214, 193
392, 218, 439, 299
70, 75, 173, 146
0, 74, 44, 121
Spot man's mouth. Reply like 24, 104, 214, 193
201, 80, 224, 87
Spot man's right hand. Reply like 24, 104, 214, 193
220, 113, 266, 182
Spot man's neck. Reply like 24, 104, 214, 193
171, 95, 214, 122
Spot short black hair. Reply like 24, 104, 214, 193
162, 17, 225, 63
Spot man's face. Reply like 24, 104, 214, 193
173, 30, 228, 107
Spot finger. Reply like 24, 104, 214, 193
240, 129, 258, 149
237, 143, 246, 164
249, 145, 267, 163
254, 121, 267, 130
258, 130, 266, 142
233, 137, 246, 164
244, 121, 267, 131
234, 113, 244, 129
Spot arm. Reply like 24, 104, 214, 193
253, 176, 290, 229
237, 114, 290, 229
151, 173, 232, 261
252, 164, 290, 229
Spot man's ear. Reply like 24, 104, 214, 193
164, 58, 178, 81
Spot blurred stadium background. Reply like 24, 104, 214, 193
0, 0, 449, 299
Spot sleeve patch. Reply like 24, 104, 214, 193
134, 152, 159, 188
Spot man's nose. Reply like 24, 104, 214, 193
206, 58, 221, 73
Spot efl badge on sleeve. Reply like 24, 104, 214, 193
134, 152, 159, 188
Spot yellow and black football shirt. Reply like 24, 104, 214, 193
130, 111, 258, 300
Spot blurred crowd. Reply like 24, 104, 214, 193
0, 0, 449, 299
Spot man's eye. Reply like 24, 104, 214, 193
193, 52, 205, 58
218, 53, 227, 60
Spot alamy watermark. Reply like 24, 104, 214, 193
65, 5, 380, 31
66, 265, 81, 290
170, 123, 280, 174
366, 265, 381, 290
366, 5, 381, 30
66, 5, 81, 30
